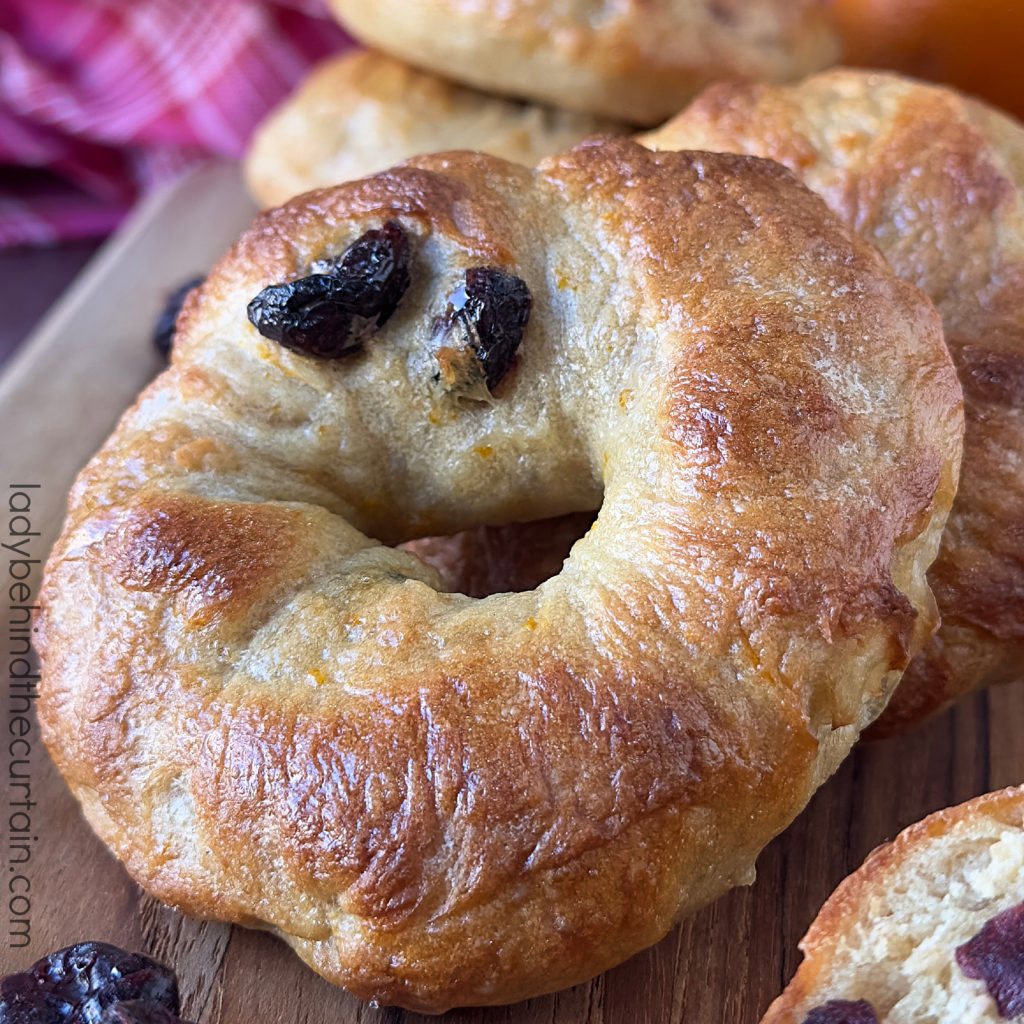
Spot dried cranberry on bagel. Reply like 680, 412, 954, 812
37, 140, 961, 1012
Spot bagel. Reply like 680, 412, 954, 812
324, 0, 839, 125
641, 69, 1024, 735
37, 139, 962, 1011
244, 50, 626, 209
761, 786, 1024, 1023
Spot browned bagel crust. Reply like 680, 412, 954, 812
761, 786, 1024, 1021
325, 0, 839, 125
643, 70, 1024, 735
37, 140, 961, 1011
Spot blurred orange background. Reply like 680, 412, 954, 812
834, 0, 1024, 120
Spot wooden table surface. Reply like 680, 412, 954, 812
1, 191, 1021, 1024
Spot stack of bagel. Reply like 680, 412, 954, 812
37, 1, 1024, 1020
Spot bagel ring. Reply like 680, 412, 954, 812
38, 140, 962, 1011
244, 50, 627, 209
325, 0, 839, 124
642, 69, 1024, 734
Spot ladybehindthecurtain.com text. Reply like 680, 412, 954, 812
6, 484, 42, 951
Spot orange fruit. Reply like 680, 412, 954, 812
832, 0, 1024, 119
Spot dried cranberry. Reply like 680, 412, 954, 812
153, 276, 204, 359
801, 1000, 878, 1024
434, 267, 531, 394
956, 899, 1024, 1018
247, 220, 410, 359
0, 969, 62, 1024
330, 220, 411, 323
0, 942, 180, 1024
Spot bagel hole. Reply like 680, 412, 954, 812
398, 510, 597, 597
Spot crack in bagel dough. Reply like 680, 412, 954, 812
37, 140, 963, 1012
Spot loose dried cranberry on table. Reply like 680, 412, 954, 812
434, 266, 531, 396
0, 941, 192, 1024
247, 220, 411, 358
801, 999, 878, 1024
153, 276, 205, 359
956, 899, 1024, 1018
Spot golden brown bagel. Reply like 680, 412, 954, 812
642, 70, 1024, 735
244, 50, 626, 208
324, 0, 839, 124
37, 139, 961, 1010
762, 786, 1024, 1022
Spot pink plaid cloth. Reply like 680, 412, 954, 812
0, 0, 353, 247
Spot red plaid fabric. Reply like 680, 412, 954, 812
0, 0, 353, 246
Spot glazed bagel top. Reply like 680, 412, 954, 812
325, 0, 839, 124
244, 50, 626, 208
642, 70, 1024, 734
38, 140, 961, 1011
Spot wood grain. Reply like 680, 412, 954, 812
1, 162, 1021, 1024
